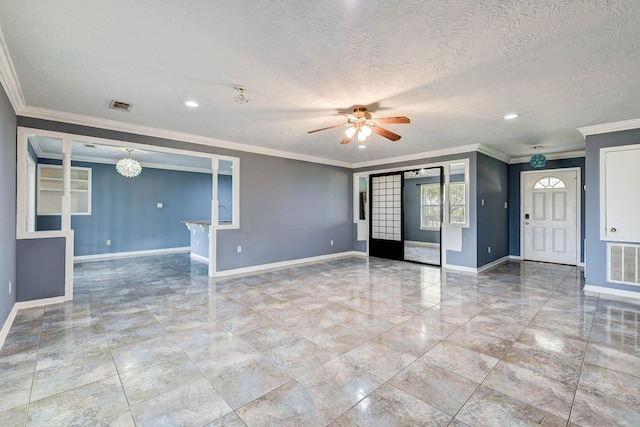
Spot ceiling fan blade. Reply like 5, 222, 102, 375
372, 126, 401, 141
375, 116, 410, 125
339, 112, 359, 121
307, 123, 345, 134
340, 133, 354, 145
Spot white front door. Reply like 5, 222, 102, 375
523, 169, 578, 265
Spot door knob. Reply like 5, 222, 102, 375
610, 227, 617, 232
525, 222, 529, 225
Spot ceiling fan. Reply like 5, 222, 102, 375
308, 107, 410, 145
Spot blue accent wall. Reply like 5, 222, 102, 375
585, 128, 640, 292
37, 159, 212, 256
508, 157, 585, 261
18, 117, 354, 271
0, 83, 16, 330
477, 153, 509, 267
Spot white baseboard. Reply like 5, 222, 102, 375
0, 305, 18, 351
584, 284, 640, 301
74, 247, 190, 263
477, 256, 510, 273
216, 251, 366, 277
0, 295, 67, 351
14, 296, 66, 310
443, 256, 510, 274
190, 253, 208, 264
509, 255, 522, 260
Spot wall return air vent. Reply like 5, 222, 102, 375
608, 243, 640, 286
109, 100, 133, 112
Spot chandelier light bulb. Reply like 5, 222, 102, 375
116, 149, 142, 178
345, 127, 357, 138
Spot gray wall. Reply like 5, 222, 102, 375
355, 151, 478, 268
585, 128, 640, 292
508, 157, 585, 261
16, 237, 65, 301
17, 117, 354, 272
0, 84, 16, 330
476, 153, 509, 266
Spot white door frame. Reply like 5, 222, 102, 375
520, 167, 581, 266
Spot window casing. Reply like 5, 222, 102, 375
420, 183, 441, 230
449, 182, 466, 224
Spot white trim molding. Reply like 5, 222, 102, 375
215, 251, 366, 278
578, 117, 640, 139
18, 105, 353, 169
510, 150, 585, 164
584, 284, 640, 301
0, 26, 24, 112
442, 256, 510, 274
74, 247, 190, 263
0, 305, 19, 351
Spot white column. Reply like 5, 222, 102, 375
61, 139, 72, 231
209, 158, 219, 277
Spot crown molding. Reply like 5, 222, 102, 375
477, 144, 510, 163
18, 106, 354, 169
352, 144, 482, 169
509, 150, 585, 164
36, 152, 213, 174
0, 26, 25, 112
577, 117, 640, 139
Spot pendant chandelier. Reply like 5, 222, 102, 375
116, 149, 142, 178
530, 145, 546, 169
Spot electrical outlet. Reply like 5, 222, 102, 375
330, 240, 334, 246
237, 245, 242, 253
106, 239, 111, 246
8, 281, 11, 294
481, 199, 485, 206
488, 246, 492, 253
504, 202, 508, 209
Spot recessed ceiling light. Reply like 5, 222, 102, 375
184, 100, 199, 108
504, 113, 519, 120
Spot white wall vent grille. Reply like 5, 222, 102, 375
608, 243, 640, 286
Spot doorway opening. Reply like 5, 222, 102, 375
403, 167, 443, 266
521, 168, 580, 266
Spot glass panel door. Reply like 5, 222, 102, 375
369, 172, 404, 260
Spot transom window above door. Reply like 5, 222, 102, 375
533, 176, 566, 189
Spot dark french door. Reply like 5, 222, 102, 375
369, 172, 404, 260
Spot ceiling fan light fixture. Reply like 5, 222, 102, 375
361, 125, 372, 137
345, 127, 357, 138
357, 130, 367, 142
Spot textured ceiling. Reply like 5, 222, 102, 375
2, 0, 640, 165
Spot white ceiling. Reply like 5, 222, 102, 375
2, 1, 640, 165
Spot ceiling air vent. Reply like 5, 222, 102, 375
109, 100, 133, 112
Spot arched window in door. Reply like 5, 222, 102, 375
533, 176, 566, 189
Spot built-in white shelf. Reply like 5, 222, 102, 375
37, 164, 92, 215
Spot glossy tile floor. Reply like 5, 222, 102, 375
1, 254, 640, 426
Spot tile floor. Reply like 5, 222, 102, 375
1, 254, 639, 426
